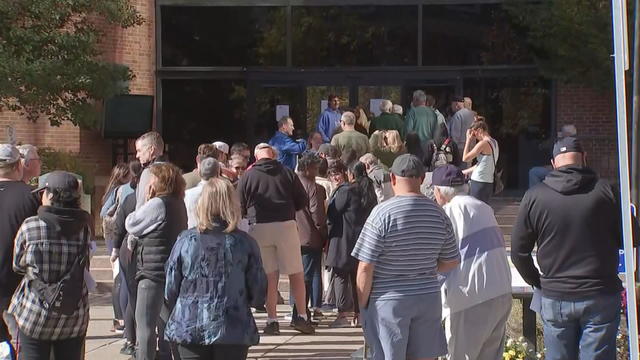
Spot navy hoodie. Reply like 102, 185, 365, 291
238, 159, 308, 225
511, 166, 624, 300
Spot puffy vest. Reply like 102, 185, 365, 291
135, 195, 187, 282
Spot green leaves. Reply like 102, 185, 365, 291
0, 0, 143, 127
504, 0, 624, 89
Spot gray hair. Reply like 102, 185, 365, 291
359, 153, 379, 166
434, 184, 469, 202
254, 143, 278, 159
18, 144, 38, 161
379, 100, 393, 113
412, 90, 427, 104
137, 131, 164, 153
277, 116, 291, 129
341, 111, 356, 126
392, 104, 403, 115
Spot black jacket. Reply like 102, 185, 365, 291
136, 195, 187, 282
511, 166, 624, 300
326, 183, 375, 271
238, 159, 307, 224
113, 192, 136, 250
0, 181, 39, 299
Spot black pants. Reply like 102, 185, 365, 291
176, 344, 248, 360
120, 245, 137, 343
469, 180, 493, 204
333, 268, 358, 313
18, 329, 84, 360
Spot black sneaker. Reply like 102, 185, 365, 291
120, 342, 135, 356
263, 321, 281, 335
290, 319, 319, 327
291, 317, 315, 335
254, 304, 267, 313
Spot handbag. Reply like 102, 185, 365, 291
28, 227, 90, 315
487, 140, 504, 195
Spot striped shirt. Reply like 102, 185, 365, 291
352, 195, 460, 301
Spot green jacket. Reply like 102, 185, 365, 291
405, 106, 438, 144
370, 112, 405, 139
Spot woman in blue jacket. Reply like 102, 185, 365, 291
164, 178, 267, 360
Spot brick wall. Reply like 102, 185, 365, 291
556, 83, 619, 182
1, 0, 155, 231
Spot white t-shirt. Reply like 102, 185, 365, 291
441, 195, 512, 317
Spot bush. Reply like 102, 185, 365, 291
37, 147, 95, 194
503, 337, 544, 360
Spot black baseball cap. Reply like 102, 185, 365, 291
432, 164, 466, 187
390, 154, 425, 178
33, 171, 81, 197
451, 95, 464, 103
552, 136, 583, 158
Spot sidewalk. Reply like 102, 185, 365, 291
86, 294, 364, 360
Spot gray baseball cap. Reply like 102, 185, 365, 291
33, 171, 81, 199
390, 154, 425, 178
0, 144, 21, 164
199, 157, 220, 180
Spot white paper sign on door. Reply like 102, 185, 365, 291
276, 105, 290, 122
370, 99, 385, 117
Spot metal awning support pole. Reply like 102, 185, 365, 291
611, 0, 639, 358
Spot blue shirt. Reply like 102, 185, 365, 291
317, 108, 342, 143
268, 131, 307, 170
100, 183, 134, 217
164, 227, 267, 346
351, 195, 460, 301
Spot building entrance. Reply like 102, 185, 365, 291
157, 1, 553, 190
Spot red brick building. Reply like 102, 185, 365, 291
0, 1, 621, 220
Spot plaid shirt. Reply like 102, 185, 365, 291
9, 216, 90, 340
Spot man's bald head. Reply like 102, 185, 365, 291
552, 152, 586, 169
254, 143, 277, 161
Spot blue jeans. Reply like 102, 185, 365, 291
540, 293, 621, 360
528, 166, 551, 188
291, 247, 323, 317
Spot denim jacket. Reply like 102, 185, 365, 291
164, 225, 267, 346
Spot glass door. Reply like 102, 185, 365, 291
305, 86, 349, 135
255, 85, 306, 143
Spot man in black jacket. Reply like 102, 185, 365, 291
0, 144, 39, 349
238, 143, 315, 335
511, 137, 623, 360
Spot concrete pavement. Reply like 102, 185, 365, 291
85, 293, 364, 360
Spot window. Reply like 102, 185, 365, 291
161, 6, 286, 66
422, 4, 531, 66
161, 79, 246, 170
292, 6, 418, 66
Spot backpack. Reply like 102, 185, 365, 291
102, 186, 123, 241
431, 137, 454, 169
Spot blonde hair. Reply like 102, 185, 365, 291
196, 178, 240, 233
384, 130, 404, 153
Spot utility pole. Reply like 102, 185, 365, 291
632, 0, 640, 207
612, 0, 639, 357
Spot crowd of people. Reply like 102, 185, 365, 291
0, 89, 631, 360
